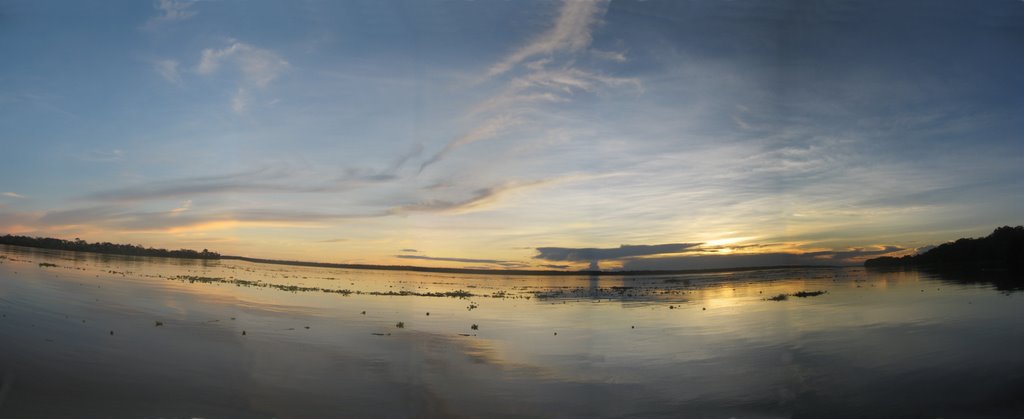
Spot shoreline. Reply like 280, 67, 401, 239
222, 255, 838, 277
1, 242, 837, 277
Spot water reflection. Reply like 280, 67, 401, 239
1, 245, 1023, 417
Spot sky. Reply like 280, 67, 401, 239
1, 0, 1023, 270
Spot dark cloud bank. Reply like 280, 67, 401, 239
533, 243, 904, 270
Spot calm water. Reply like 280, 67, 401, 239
1, 244, 1022, 418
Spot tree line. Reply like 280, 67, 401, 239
0, 234, 220, 259
865, 226, 1024, 272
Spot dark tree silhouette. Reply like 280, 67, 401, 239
0, 235, 220, 259
865, 226, 1024, 272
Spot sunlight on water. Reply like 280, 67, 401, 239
1, 244, 1022, 417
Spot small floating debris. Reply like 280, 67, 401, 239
304, 326, 310, 329
371, 332, 391, 336
395, 322, 405, 328
154, 321, 163, 327
361, 311, 366, 315
109, 330, 114, 336
425, 312, 430, 316
471, 324, 479, 330
242, 330, 246, 335
766, 290, 827, 301
457, 333, 477, 337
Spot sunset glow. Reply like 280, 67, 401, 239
2, 1, 1022, 270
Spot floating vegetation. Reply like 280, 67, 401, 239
38, 262, 59, 268
172, 276, 479, 299
766, 290, 827, 301
471, 324, 479, 330
395, 322, 405, 328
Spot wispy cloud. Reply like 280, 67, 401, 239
197, 42, 289, 87
81, 169, 291, 202
420, 115, 523, 171
2, 192, 25, 199
79, 162, 406, 203
622, 246, 907, 270
395, 254, 510, 265
154, 59, 181, 84
196, 41, 289, 113
143, 0, 197, 29
36, 205, 378, 233
535, 243, 703, 263
486, 0, 609, 78
394, 254, 529, 268
421, 0, 637, 173
391, 179, 552, 215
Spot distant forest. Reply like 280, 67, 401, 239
0, 235, 221, 259
865, 226, 1024, 272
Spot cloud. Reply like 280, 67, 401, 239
154, 59, 181, 84
170, 199, 192, 214
486, 0, 609, 78
391, 180, 551, 215
591, 49, 627, 62
802, 246, 904, 262
81, 174, 292, 202
2, 192, 25, 199
400, 248, 418, 253
395, 254, 510, 265
535, 243, 703, 263
36, 205, 378, 233
621, 246, 907, 271
79, 163, 405, 203
0, 210, 39, 234
80, 149, 125, 162
419, 0, 638, 173
420, 115, 523, 171
197, 41, 289, 112
144, 0, 197, 29
391, 253, 524, 266
198, 42, 289, 87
